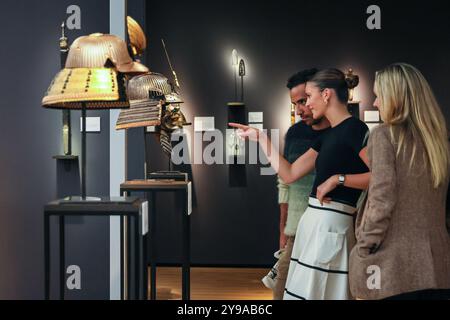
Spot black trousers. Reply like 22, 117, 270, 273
384, 289, 450, 300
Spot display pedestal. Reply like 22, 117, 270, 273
53, 155, 80, 199
227, 102, 247, 187
148, 171, 188, 181
44, 196, 148, 300
348, 101, 360, 119
120, 179, 192, 300
227, 102, 246, 123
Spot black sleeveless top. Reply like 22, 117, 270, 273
310, 117, 369, 207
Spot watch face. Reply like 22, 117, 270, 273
339, 175, 345, 184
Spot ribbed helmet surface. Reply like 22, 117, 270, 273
65, 33, 148, 74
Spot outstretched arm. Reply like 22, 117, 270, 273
229, 123, 317, 183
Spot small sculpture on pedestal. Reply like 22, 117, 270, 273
345, 68, 361, 119
345, 68, 359, 102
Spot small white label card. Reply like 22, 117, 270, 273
80, 117, 101, 132
187, 182, 192, 216
250, 123, 264, 131
364, 110, 380, 123
141, 201, 149, 235
194, 117, 215, 132
248, 112, 263, 123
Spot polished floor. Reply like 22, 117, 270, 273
149, 267, 273, 300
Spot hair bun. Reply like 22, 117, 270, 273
310, 68, 350, 103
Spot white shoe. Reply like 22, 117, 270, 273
262, 274, 276, 290
262, 260, 280, 290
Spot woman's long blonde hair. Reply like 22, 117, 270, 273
375, 63, 450, 188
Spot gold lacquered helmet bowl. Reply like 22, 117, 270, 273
66, 33, 149, 74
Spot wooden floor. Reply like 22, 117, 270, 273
149, 267, 273, 300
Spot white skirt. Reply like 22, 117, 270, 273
283, 197, 356, 300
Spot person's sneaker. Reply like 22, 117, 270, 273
262, 260, 280, 289
262, 249, 285, 289
261, 268, 277, 290
261, 275, 275, 290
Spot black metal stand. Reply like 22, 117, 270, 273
234, 68, 238, 102
144, 130, 148, 179
240, 76, 244, 102
120, 180, 191, 300
168, 157, 173, 172
44, 197, 147, 300
81, 103, 87, 198
60, 24, 72, 157
59, 216, 65, 299
348, 101, 360, 119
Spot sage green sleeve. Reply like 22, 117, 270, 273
278, 176, 289, 204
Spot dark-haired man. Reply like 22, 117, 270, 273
272, 68, 330, 300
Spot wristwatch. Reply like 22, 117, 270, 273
338, 174, 346, 186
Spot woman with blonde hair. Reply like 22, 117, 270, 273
349, 63, 450, 300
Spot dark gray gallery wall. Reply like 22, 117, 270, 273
0, 0, 110, 299
126, 0, 148, 181
141, 0, 450, 266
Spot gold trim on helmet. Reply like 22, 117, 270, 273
42, 68, 129, 109
127, 16, 147, 57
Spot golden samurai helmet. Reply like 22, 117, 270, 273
116, 72, 189, 131
42, 33, 149, 109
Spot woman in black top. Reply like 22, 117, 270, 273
230, 68, 370, 300
310, 116, 370, 206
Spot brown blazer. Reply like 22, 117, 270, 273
349, 124, 450, 299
